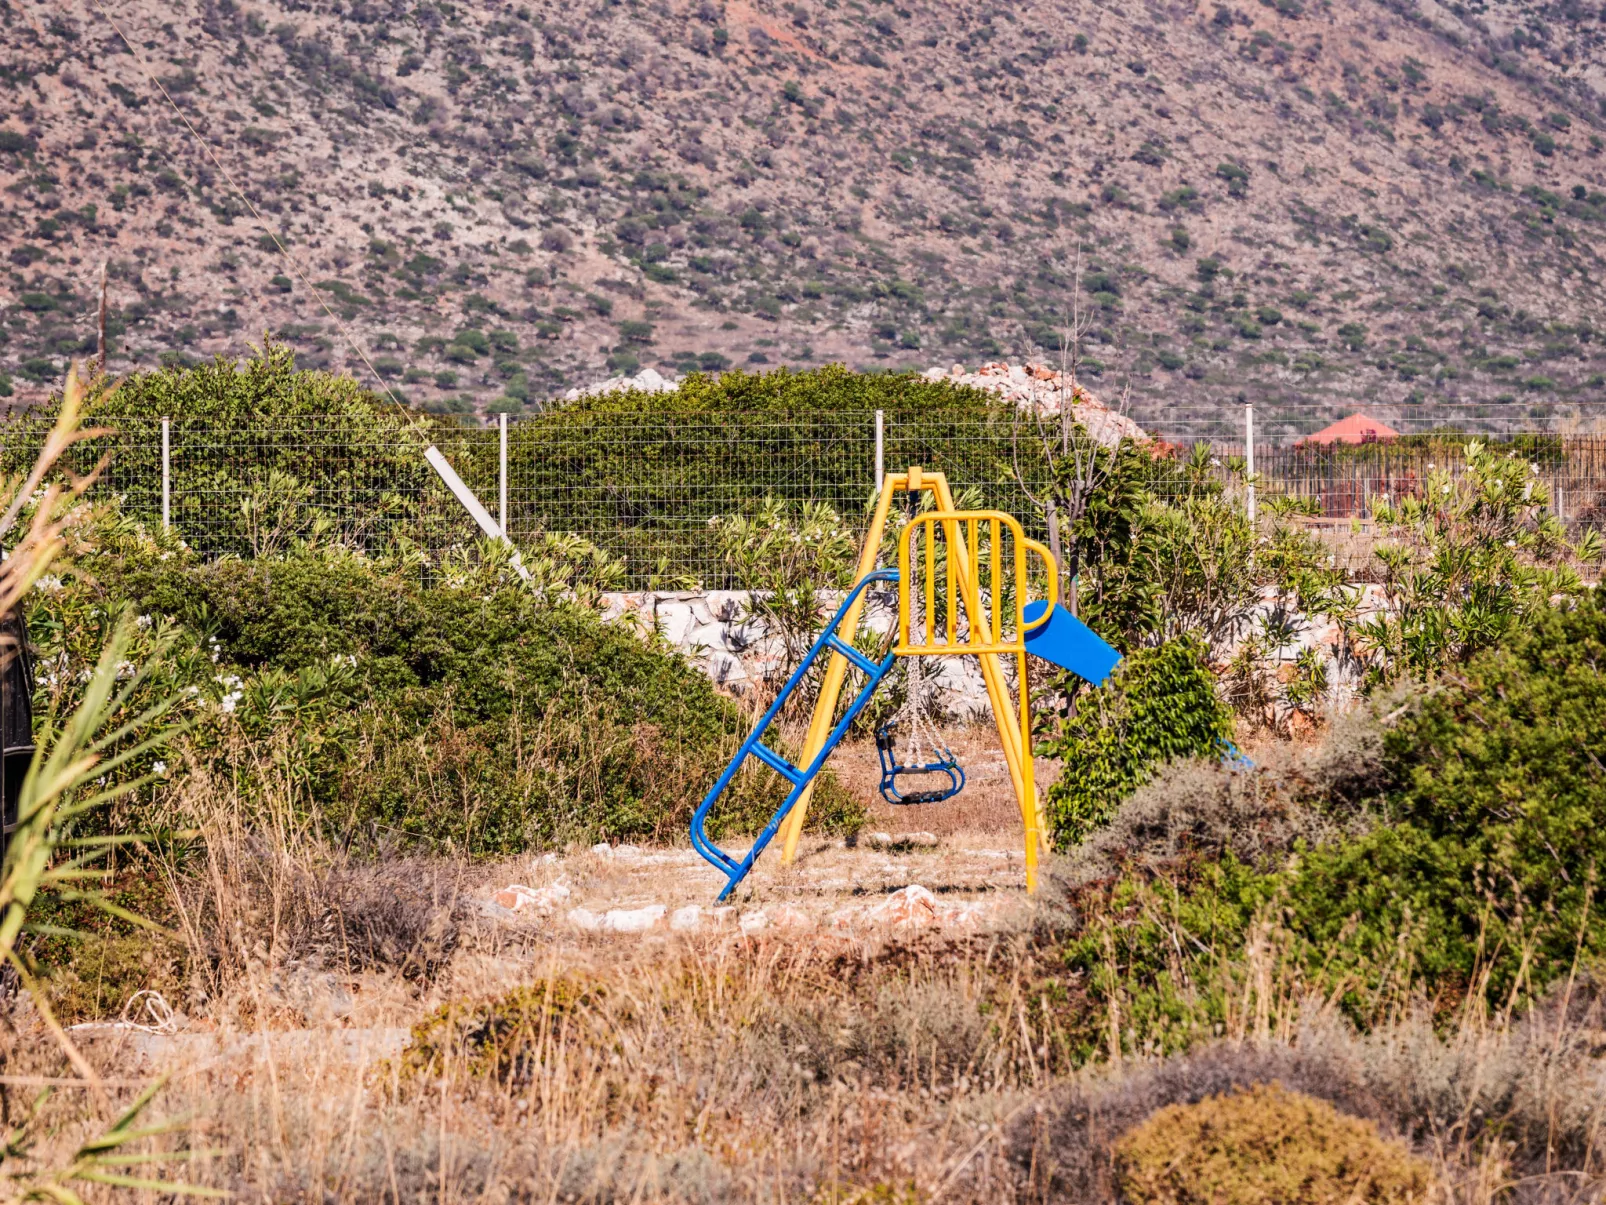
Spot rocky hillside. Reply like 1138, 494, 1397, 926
3, 0, 1605, 436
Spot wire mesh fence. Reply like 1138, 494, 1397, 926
1251, 435, 1606, 527
3, 410, 1602, 587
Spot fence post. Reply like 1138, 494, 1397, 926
1244, 403, 1256, 524
160, 416, 170, 531
874, 409, 884, 494
498, 412, 508, 537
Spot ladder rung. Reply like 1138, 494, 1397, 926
748, 742, 804, 784
824, 634, 880, 675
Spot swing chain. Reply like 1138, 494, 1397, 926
875, 488, 965, 806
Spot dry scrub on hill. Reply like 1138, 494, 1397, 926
3, 0, 1605, 425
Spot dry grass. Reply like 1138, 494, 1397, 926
4, 724, 1605, 1204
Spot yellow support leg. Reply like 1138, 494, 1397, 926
927, 474, 1045, 889
777, 480, 899, 866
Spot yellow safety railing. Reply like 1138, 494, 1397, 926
895, 510, 1057, 657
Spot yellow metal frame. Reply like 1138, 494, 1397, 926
777, 466, 1057, 890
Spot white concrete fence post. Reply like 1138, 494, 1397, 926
160, 416, 170, 531
874, 409, 885, 495
1244, 402, 1256, 524
498, 411, 509, 538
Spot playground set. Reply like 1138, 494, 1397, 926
690, 467, 1122, 900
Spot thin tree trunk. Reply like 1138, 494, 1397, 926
1045, 497, 1064, 606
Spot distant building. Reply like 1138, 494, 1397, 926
1297, 412, 1401, 446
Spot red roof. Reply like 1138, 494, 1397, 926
1297, 412, 1401, 446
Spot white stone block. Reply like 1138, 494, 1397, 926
707, 650, 749, 685
603, 904, 666, 933
706, 591, 750, 622
867, 884, 939, 927
655, 601, 697, 647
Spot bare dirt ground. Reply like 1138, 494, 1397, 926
68, 728, 1048, 1075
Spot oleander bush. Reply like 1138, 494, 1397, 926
1041, 636, 1234, 847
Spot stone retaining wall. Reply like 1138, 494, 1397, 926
598, 585, 1396, 721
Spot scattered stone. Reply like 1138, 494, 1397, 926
602, 904, 667, 933
567, 903, 669, 933
865, 883, 940, 928
738, 909, 769, 935
562, 368, 679, 402
670, 904, 703, 931
768, 903, 815, 931
493, 880, 572, 913
591, 842, 614, 857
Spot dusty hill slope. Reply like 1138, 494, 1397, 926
2, 0, 1605, 432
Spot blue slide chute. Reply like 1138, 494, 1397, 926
1022, 600, 1122, 685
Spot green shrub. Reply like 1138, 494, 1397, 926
1064, 590, 1606, 1048
1115, 1083, 1433, 1204
1337, 322, 1368, 350
1304, 588, 1606, 1007
1041, 637, 1233, 847
33, 526, 860, 854
503, 365, 1031, 584
1215, 161, 1251, 198
5, 346, 483, 557
453, 328, 490, 355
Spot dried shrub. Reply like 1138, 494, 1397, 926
1113, 1082, 1433, 1203
1054, 694, 1393, 888
1017, 981, 1606, 1203
400, 977, 605, 1081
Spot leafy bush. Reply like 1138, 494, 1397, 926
1308, 587, 1606, 1006
31, 520, 858, 854
503, 365, 1035, 584
1066, 442, 1259, 651
5, 348, 524, 560
1063, 590, 1606, 1046
1114, 1083, 1432, 1204
1041, 637, 1233, 847
710, 495, 858, 679
1353, 440, 1586, 680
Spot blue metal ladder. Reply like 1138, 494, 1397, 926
690, 570, 899, 900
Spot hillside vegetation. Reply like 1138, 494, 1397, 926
1, 0, 1604, 429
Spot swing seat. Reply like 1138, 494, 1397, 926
875, 724, 966, 805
